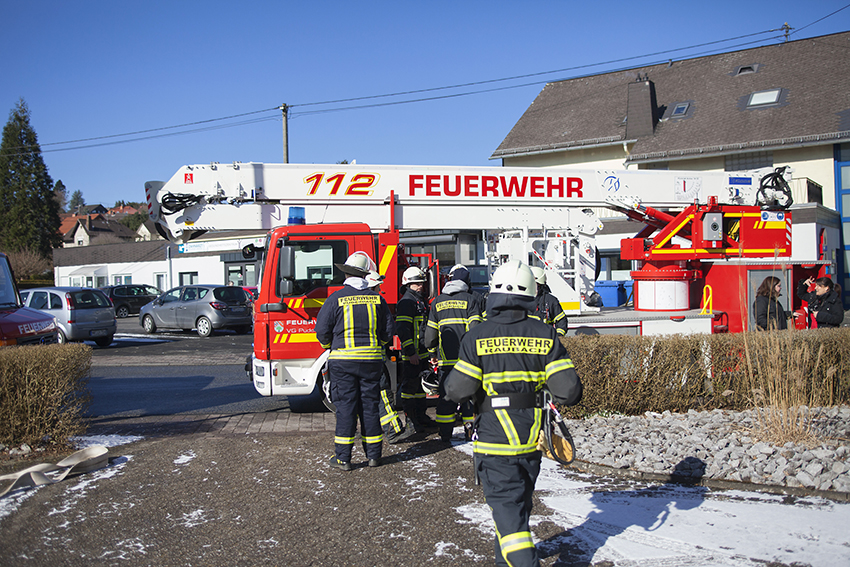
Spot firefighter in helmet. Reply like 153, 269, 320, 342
445, 260, 582, 567
396, 265, 435, 432
315, 252, 394, 471
365, 270, 414, 444
424, 264, 482, 442
529, 266, 568, 336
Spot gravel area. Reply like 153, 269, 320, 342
568, 406, 850, 493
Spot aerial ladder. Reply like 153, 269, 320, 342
145, 162, 809, 407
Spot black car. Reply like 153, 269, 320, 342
99, 284, 162, 318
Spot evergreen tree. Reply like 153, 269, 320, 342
68, 189, 85, 213
53, 180, 67, 212
0, 99, 61, 258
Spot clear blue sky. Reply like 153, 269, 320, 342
2, 1, 849, 209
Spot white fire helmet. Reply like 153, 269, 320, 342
402, 266, 426, 285
336, 251, 377, 277
530, 266, 546, 286
490, 260, 536, 298
365, 271, 384, 289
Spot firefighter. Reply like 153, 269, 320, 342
365, 270, 414, 444
529, 266, 568, 336
396, 265, 436, 432
315, 252, 394, 471
449, 263, 486, 315
445, 260, 582, 567
424, 265, 483, 442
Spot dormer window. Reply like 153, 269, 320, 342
748, 89, 781, 107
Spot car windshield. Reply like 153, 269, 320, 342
0, 258, 18, 307
213, 286, 249, 304
71, 290, 111, 309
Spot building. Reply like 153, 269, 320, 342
492, 31, 850, 303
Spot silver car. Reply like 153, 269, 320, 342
139, 285, 253, 337
19, 287, 116, 347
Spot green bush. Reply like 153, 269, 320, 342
0, 343, 91, 448
559, 329, 850, 418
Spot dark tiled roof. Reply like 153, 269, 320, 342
54, 240, 175, 267
492, 32, 850, 163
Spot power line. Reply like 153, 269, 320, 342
3, 14, 846, 156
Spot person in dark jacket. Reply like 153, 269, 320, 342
797, 276, 844, 328
364, 270, 413, 444
445, 260, 582, 567
529, 266, 568, 336
449, 264, 486, 315
396, 266, 435, 431
424, 266, 483, 442
315, 252, 394, 471
753, 276, 791, 331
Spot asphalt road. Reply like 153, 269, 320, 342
86, 317, 289, 417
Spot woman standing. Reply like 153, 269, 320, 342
797, 276, 844, 328
753, 276, 790, 330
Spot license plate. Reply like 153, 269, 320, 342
90, 329, 107, 337
231, 307, 246, 313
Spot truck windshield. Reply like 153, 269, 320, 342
0, 258, 19, 307
287, 240, 348, 296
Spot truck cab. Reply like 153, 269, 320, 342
0, 252, 58, 346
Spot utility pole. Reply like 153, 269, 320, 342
280, 104, 289, 163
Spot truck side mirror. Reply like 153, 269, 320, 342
279, 246, 295, 279
278, 279, 293, 297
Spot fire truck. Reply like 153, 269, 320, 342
145, 162, 836, 409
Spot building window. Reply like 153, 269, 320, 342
155, 273, 167, 291
725, 151, 773, 171
747, 89, 781, 107
179, 272, 198, 286
672, 103, 689, 116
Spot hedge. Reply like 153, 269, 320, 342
0, 343, 91, 449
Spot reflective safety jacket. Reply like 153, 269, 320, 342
396, 287, 430, 361
315, 283, 394, 361
530, 286, 568, 336
445, 294, 582, 457
424, 280, 482, 369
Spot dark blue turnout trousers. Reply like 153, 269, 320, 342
478, 453, 542, 567
329, 359, 383, 463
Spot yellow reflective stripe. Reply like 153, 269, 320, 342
334, 436, 355, 445
289, 333, 317, 343
454, 359, 482, 381
400, 391, 426, 399
482, 371, 544, 395
427, 319, 439, 330
303, 298, 325, 308
438, 317, 468, 327
343, 303, 355, 348
545, 358, 574, 378
329, 347, 384, 360
367, 302, 378, 348
473, 440, 539, 456
362, 434, 383, 444
495, 409, 521, 446
500, 531, 535, 557
396, 315, 414, 324
552, 311, 566, 323
435, 412, 457, 424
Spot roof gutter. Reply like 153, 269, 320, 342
490, 136, 635, 160
626, 131, 850, 164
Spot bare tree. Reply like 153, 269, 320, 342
6, 248, 52, 280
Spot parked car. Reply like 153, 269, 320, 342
139, 285, 253, 337
99, 284, 161, 318
0, 253, 58, 346
19, 287, 116, 347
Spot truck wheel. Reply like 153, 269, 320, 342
94, 335, 113, 348
116, 305, 130, 318
196, 316, 213, 337
288, 374, 331, 413
142, 315, 157, 334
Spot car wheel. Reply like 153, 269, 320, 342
142, 315, 157, 334
94, 335, 113, 348
56, 329, 67, 344
196, 316, 213, 337
116, 305, 130, 318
